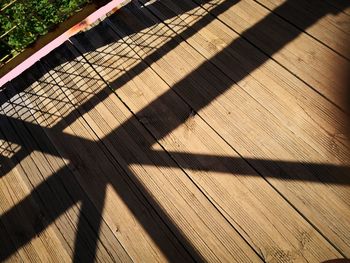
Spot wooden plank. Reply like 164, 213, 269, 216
141, 0, 349, 150
325, 0, 350, 15
254, 0, 350, 59
0, 161, 46, 262
14, 60, 198, 262
0, 0, 130, 84
105, 2, 350, 256
0, 219, 23, 262
193, 0, 350, 109
122, 0, 350, 182
1, 84, 130, 262
72, 15, 343, 261
42, 41, 261, 262
0, 126, 71, 262
0, 137, 27, 263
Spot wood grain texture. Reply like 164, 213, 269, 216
1, 0, 349, 261
0, 219, 22, 262
326, 0, 350, 16
0, 120, 71, 263
45, 40, 260, 262
71, 12, 343, 261
193, 0, 350, 109
1, 81, 132, 262
106, 1, 350, 256
254, 0, 350, 59
13, 62, 192, 262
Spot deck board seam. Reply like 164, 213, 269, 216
0, 132, 32, 263
123, 3, 347, 257
4, 75, 133, 262
139, 0, 349, 156
67, 38, 237, 262
101, 13, 273, 261
39, 59, 137, 263
0, 106, 76, 261
251, 0, 350, 61
190, 0, 347, 113
103, 6, 346, 260
121, 0, 344, 256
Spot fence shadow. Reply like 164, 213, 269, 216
1, 0, 349, 261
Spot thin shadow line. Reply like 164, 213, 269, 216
0, 0, 349, 261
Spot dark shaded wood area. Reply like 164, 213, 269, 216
1, 0, 349, 262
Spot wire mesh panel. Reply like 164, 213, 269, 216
0, 0, 90, 67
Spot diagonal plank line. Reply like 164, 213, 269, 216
0, 166, 80, 261
0, 0, 349, 261
0, 148, 27, 178
3, 104, 349, 185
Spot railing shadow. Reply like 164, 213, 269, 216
1, 0, 349, 261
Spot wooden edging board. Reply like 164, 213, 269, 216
0, 0, 131, 87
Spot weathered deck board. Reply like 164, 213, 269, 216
106, 1, 350, 256
255, 0, 350, 59
0, 218, 22, 262
71, 16, 343, 261
194, 0, 350, 109
0, 82, 131, 262
0, 0, 349, 261
0, 115, 71, 262
11, 63, 194, 262
145, 0, 350, 173
43, 41, 260, 262
326, 0, 350, 16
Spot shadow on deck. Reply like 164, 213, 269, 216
1, 0, 349, 261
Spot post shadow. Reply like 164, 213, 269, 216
1, 0, 349, 261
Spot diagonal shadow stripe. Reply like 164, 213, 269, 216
1, 0, 349, 261
2, 112, 349, 185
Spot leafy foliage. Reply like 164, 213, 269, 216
0, 0, 90, 63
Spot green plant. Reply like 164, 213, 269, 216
0, 0, 90, 63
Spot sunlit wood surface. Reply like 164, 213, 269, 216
1, 0, 349, 261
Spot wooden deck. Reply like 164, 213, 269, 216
1, 0, 350, 261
